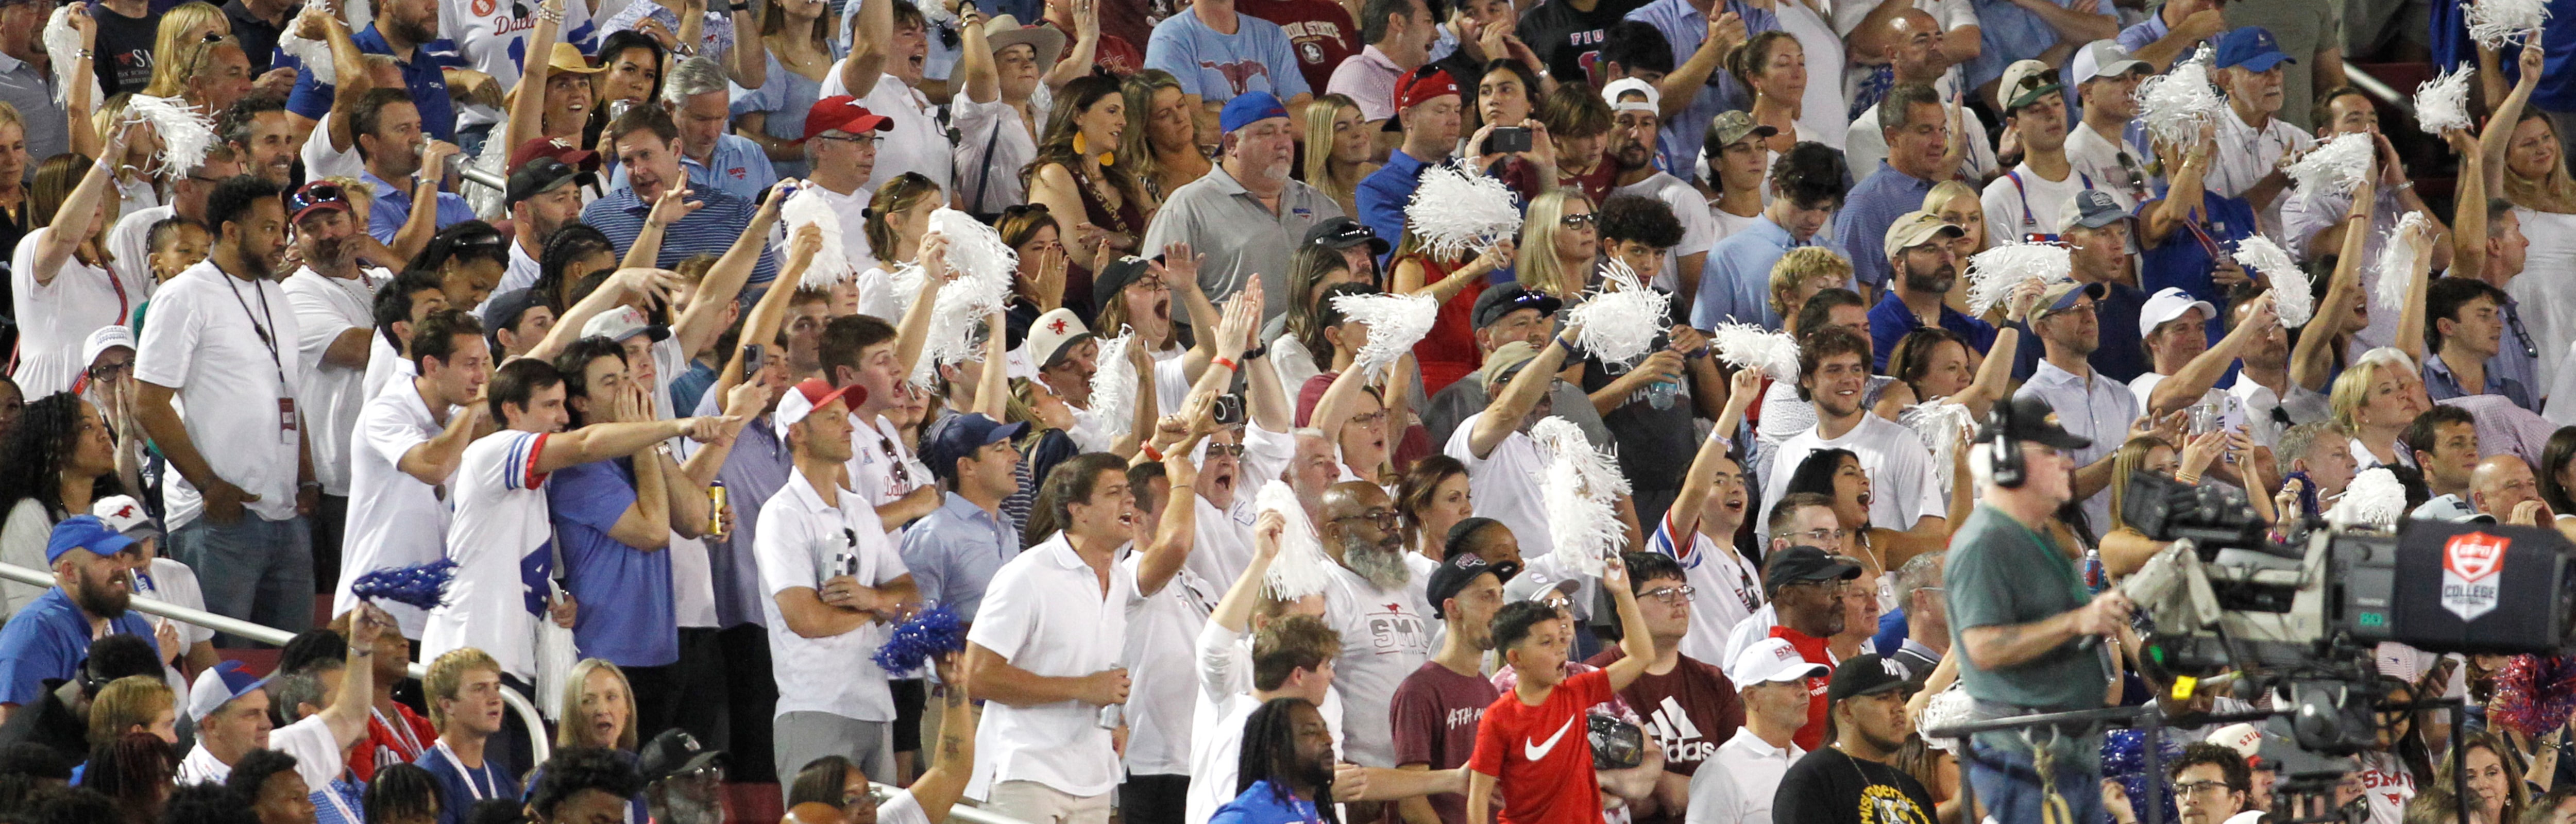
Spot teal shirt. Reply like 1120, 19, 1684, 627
1943, 503, 2110, 728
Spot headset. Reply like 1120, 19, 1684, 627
1987, 399, 2026, 490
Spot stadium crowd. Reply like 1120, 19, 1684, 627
0, 0, 2571, 821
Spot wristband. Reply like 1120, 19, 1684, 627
1140, 445, 1164, 462
1212, 357, 1237, 373
1554, 333, 1579, 351
1686, 346, 1710, 360
730, 1, 750, 9
1241, 345, 1268, 361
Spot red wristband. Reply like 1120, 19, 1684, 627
1213, 357, 1238, 372
1141, 445, 1164, 462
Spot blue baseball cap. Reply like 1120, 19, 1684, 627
924, 413, 1028, 479
187, 660, 274, 722
2214, 27, 2295, 72
1219, 92, 1291, 134
45, 515, 134, 565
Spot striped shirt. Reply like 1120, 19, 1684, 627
581, 185, 779, 288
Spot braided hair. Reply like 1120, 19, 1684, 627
1234, 697, 1338, 824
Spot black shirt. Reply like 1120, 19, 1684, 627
1772, 745, 1941, 824
1517, 0, 1652, 83
91, 4, 160, 96
0, 681, 91, 766
223, 0, 300, 75
1578, 334, 1697, 499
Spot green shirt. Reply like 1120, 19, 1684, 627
1944, 503, 2109, 717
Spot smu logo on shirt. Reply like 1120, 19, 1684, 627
726, 166, 750, 180
1199, 60, 1274, 96
1363, 602, 1428, 653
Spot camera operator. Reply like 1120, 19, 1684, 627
1945, 395, 2134, 824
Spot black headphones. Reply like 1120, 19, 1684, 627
1987, 400, 2026, 490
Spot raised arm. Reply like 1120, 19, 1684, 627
397, 399, 487, 485
1598, 555, 1657, 690
958, 9, 999, 105
1467, 332, 1573, 459
2292, 194, 2372, 392
1666, 368, 1759, 541
1134, 423, 1207, 596
840, 0, 893, 98
712, 225, 822, 403
527, 267, 688, 365
671, 181, 790, 357
2394, 217, 2434, 367
2145, 292, 2277, 417
2451, 130, 2490, 281
908, 655, 980, 823
1041, 0, 1100, 91
972, 311, 1010, 419
2143, 130, 2213, 247
725, 1, 768, 89
533, 415, 738, 473
63, 4, 98, 160
322, 11, 369, 153
504, 0, 567, 160
1210, 511, 1284, 633
32, 127, 127, 287
1659, 12, 1743, 120
891, 233, 951, 380
317, 603, 391, 748
2483, 33, 2546, 196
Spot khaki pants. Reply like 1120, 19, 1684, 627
984, 780, 1112, 824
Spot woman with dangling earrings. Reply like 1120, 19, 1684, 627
1025, 74, 1150, 278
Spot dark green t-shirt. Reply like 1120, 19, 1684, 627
1943, 504, 2110, 718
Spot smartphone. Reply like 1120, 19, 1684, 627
1484, 126, 1532, 155
741, 344, 766, 380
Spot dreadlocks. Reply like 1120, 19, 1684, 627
1234, 697, 1338, 824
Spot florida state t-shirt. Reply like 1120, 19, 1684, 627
1469, 669, 1612, 824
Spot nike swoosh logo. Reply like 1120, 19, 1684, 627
1523, 717, 1576, 761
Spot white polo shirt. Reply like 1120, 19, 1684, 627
819, 69, 952, 196
175, 713, 342, 789
337, 376, 461, 636
1444, 411, 1553, 561
133, 261, 309, 529
1118, 551, 1218, 776
756, 467, 909, 721
422, 430, 557, 679
1708, 727, 1804, 824
965, 531, 1141, 799
1319, 562, 1432, 768
363, 333, 415, 409
1184, 493, 1257, 598
283, 266, 389, 496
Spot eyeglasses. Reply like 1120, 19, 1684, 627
1777, 527, 1849, 544
1560, 212, 1596, 228
1204, 443, 1247, 458
89, 361, 131, 381
1640, 584, 1696, 603
1331, 509, 1401, 530
813, 133, 885, 147
2172, 780, 2234, 796
1346, 410, 1387, 427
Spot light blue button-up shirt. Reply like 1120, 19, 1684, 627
360, 170, 477, 246
608, 133, 780, 204
1693, 214, 1811, 330
1834, 160, 1939, 291
898, 492, 1023, 622
2014, 359, 2139, 534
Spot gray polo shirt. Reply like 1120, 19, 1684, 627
0, 49, 71, 176
1139, 164, 1343, 322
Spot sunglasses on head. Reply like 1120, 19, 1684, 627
287, 183, 348, 215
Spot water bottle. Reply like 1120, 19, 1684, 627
1646, 379, 1680, 410
2082, 547, 2106, 593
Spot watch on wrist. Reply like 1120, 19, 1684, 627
731, 1, 750, 10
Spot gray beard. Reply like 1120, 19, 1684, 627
1341, 534, 1411, 590
654, 791, 725, 824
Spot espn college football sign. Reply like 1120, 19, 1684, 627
2440, 531, 2509, 622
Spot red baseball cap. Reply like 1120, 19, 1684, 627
507, 137, 601, 176
804, 96, 895, 142
1384, 68, 1460, 132
774, 378, 867, 438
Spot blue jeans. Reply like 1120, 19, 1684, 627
1967, 736, 2105, 824
168, 514, 312, 646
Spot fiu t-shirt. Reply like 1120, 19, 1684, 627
1469, 669, 1612, 824
1770, 746, 1939, 824
1391, 661, 1502, 824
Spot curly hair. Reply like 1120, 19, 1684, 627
221, 749, 300, 806
529, 748, 645, 820
0, 394, 119, 524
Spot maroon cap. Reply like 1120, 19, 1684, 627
1394, 69, 1460, 113
804, 96, 894, 142
507, 137, 601, 176
286, 180, 351, 225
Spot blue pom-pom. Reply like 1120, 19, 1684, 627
873, 605, 966, 675
351, 560, 459, 611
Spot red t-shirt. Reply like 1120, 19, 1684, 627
1393, 661, 1503, 824
1769, 626, 1835, 751
352, 703, 437, 782
1469, 668, 1612, 824
1238, 0, 1359, 96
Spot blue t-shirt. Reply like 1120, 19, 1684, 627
2137, 191, 2257, 315
286, 24, 458, 141
550, 458, 679, 668
1210, 780, 1324, 824
416, 744, 521, 824
1143, 11, 1313, 108
0, 588, 157, 706
1867, 289, 1998, 372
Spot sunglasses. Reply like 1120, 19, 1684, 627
289, 183, 349, 215
1560, 212, 1596, 228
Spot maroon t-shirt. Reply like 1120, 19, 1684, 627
1238, 0, 1359, 96
1393, 660, 1502, 824
1583, 649, 1748, 824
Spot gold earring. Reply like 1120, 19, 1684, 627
1074, 132, 1088, 156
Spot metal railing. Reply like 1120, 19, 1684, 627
0, 561, 550, 765
458, 165, 507, 195
2343, 60, 2413, 115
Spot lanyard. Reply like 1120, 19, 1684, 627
217, 268, 288, 385
316, 779, 361, 824
375, 708, 427, 762
435, 740, 496, 801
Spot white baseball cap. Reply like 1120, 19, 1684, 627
1726, 637, 1829, 686
81, 324, 135, 371
581, 305, 669, 344
2139, 287, 2217, 339
1603, 78, 1660, 114
91, 495, 161, 541
1025, 308, 1095, 371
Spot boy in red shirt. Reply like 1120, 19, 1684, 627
1465, 553, 1656, 824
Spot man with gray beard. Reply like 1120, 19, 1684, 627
1139, 92, 1343, 325
1314, 481, 1433, 777
640, 729, 728, 824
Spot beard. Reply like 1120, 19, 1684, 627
308, 236, 349, 271
389, 8, 438, 47
655, 787, 726, 824
75, 569, 130, 617
1339, 533, 1410, 590
1903, 262, 1955, 295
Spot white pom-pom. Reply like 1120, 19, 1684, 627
1404, 165, 1522, 260
897, 209, 1019, 385
1256, 481, 1333, 601
784, 188, 858, 289
2286, 132, 2375, 199
2467, 0, 2549, 49
279, 33, 335, 87
1965, 242, 2073, 317
124, 96, 218, 178
2372, 211, 2431, 318
1570, 258, 1672, 365
2415, 65, 2476, 134
1330, 291, 1440, 376
1709, 322, 1800, 382
2231, 235, 2313, 328
1902, 401, 1977, 494
42, 7, 80, 110
1919, 686, 1975, 751
1533, 417, 1627, 576
2136, 58, 2227, 149
2327, 467, 2411, 530
1087, 330, 1137, 437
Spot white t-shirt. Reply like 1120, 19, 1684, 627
1118, 551, 1218, 776
422, 430, 556, 679
133, 556, 210, 696
133, 261, 309, 529
282, 266, 388, 495
338, 376, 459, 637
104, 205, 174, 313
805, 180, 879, 280
1319, 563, 1432, 767
495, 242, 541, 301
820, 68, 953, 195
1615, 172, 1717, 293
363, 333, 415, 410
175, 713, 342, 789
1757, 413, 1943, 531
301, 113, 368, 184
2066, 121, 2152, 216
1648, 514, 1762, 666
965, 532, 1142, 799
2228, 375, 2330, 450
1709, 207, 1764, 251
438, 0, 597, 100
1444, 411, 1553, 561
853, 266, 902, 322
878, 790, 931, 824
846, 413, 932, 532
756, 468, 910, 721
11, 227, 137, 397
1980, 161, 2092, 243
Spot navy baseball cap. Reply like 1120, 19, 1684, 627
925, 413, 1027, 477
45, 515, 134, 565
1425, 550, 1521, 617
2214, 27, 2295, 72
1304, 217, 1392, 256
1471, 285, 1564, 328
1220, 92, 1291, 134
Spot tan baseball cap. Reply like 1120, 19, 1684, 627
1880, 210, 1965, 259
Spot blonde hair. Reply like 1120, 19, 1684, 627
2106, 435, 2171, 532
2330, 347, 2418, 433
555, 659, 639, 751
1767, 246, 1852, 321
2503, 111, 2576, 214
1302, 94, 1363, 211
1515, 189, 1594, 298
424, 647, 502, 729
87, 676, 174, 748
142, 3, 239, 99
324, 175, 375, 223
1121, 70, 1188, 192
1922, 180, 1987, 254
